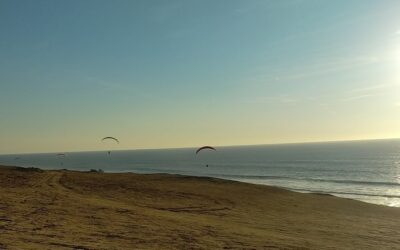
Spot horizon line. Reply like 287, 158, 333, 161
1, 137, 399, 156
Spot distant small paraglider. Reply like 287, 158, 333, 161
101, 137, 119, 155
102, 137, 119, 143
196, 146, 216, 154
196, 146, 216, 167
56, 153, 66, 166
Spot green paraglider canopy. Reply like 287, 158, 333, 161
101, 137, 119, 155
101, 137, 119, 143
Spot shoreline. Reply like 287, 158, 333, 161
3, 164, 399, 208
1, 165, 400, 249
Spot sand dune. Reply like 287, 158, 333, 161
0, 166, 399, 249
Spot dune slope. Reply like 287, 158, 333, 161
0, 166, 399, 249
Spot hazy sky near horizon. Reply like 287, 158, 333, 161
1, 0, 400, 154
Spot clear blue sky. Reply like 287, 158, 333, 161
1, 0, 400, 154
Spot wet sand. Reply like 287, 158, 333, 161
0, 165, 399, 249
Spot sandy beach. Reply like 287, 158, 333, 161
0, 166, 399, 249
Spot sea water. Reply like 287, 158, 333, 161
1, 139, 399, 207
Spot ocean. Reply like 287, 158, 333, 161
1, 139, 399, 207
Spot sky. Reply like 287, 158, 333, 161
1, 0, 400, 154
